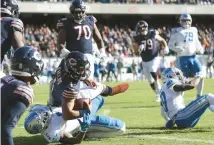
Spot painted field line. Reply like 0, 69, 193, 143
126, 135, 214, 144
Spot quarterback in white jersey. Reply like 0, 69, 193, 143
168, 13, 204, 99
160, 67, 214, 129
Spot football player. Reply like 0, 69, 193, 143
1, 0, 25, 62
48, 51, 129, 120
160, 67, 214, 129
56, 0, 106, 80
168, 14, 204, 99
133, 20, 169, 102
24, 104, 125, 143
1, 46, 43, 145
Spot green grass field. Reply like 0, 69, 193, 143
13, 79, 214, 145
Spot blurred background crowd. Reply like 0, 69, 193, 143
23, 23, 214, 58
18, 0, 214, 4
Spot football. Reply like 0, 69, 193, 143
73, 98, 91, 110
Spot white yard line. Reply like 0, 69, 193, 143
127, 135, 214, 144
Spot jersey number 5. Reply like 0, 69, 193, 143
74, 25, 92, 40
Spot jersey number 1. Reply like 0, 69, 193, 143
74, 25, 92, 40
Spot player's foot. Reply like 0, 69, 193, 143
110, 83, 129, 96
155, 95, 161, 102
209, 105, 214, 112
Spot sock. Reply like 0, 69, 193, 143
150, 82, 156, 93
100, 86, 112, 97
196, 78, 204, 97
154, 80, 161, 95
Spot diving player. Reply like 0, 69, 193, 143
1, 46, 43, 145
48, 51, 129, 120
168, 14, 204, 99
133, 20, 169, 102
56, 0, 106, 80
1, 0, 25, 62
160, 67, 214, 129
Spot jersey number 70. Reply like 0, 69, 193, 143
74, 25, 92, 40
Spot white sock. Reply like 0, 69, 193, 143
207, 93, 214, 105
154, 80, 161, 95
196, 78, 204, 96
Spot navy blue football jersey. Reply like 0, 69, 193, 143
1, 75, 34, 108
134, 30, 160, 62
51, 60, 78, 106
57, 16, 95, 54
1, 17, 24, 62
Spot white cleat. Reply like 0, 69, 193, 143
209, 105, 214, 112
155, 95, 161, 102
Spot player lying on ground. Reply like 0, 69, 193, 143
160, 67, 214, 129
133, 20, 169, 102
24, 104, 125, 144
1, 46, 43, 145
168, 13, 204, 99
48, 51, 129, 121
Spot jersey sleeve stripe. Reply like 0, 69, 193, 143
56, 23, 64, 27
14, 90, 33, 104
16, 86, 34, 98
10, 22, 24, 32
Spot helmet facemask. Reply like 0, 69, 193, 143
70, 6, 86, 24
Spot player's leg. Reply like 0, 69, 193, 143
149, 57, 161, 102
190, 57, 204, 98
174, 94, 214, 128
1, 102, 27, 145
90, 96, 105, 114
176, 56, 190, 78
86, 114, 126, 138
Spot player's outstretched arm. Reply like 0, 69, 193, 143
60, 131, 86, 144
155, 34, 169, 54
173, 84, 195, 92
93, 23, 105, 51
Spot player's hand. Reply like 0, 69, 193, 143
79, 101, 92, 117
77, 113, 91, 132
84, 79, 97, 88
174, 46, 184, 53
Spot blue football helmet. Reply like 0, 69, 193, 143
162, 67, 186, 83
1, 0, 19, 17
136, 20, 148, 35
24, 105, 51, 134
69, 0, 86, 23
180, 13, 192, 29
64, 51, 90, 81
10, 46, 44, 84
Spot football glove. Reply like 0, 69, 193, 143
77, 113, 91, 132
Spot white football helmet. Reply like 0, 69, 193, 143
179, 13, 192, 29
162, 67, 186, 83
24, 105, 51, 134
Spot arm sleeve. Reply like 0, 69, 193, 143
11, 18, 24, 33
62, 87, 79, 99
13, 85, 34, 106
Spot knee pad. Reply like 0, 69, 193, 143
207, 93, 214, 106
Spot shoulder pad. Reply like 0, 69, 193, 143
56, 18, 67, 28
171, 27, 178, 33
190, 27, 198, 33
88, 15, 97, 23
14, 85, 34, 104
166, 79, 180, 89
11, 18, 24, 33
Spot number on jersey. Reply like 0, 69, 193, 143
74, 25, 91, 40
184, 32, 193, 42
160, 91, 168, 112
139, 39, 153, 52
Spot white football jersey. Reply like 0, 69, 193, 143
160, 79, 185, 119
168, 27, 203, 57
41, 107, 80, 143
